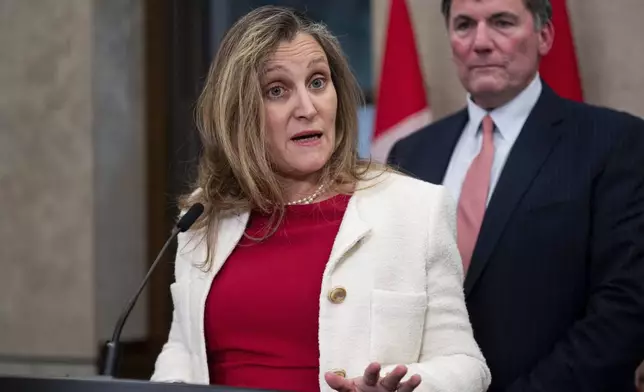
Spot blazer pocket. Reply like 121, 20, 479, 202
370, 289, 427, 365
170, 280, 192, 345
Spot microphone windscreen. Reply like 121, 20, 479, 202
176, 203, 205, 232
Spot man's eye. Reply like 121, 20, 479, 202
495, 20, 513, 27
455, 21, 472, 30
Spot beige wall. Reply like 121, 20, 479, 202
372, 0, 644, 120
0, 0, 95, 365
0, 0, 146, 376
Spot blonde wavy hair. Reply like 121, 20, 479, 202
181, 6, 384, 267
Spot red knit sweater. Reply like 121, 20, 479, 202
204, 194, 351, 392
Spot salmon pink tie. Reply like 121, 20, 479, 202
457, 115, 495, 273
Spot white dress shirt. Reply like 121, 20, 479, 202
443, 73, 542, 206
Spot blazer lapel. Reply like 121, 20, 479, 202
191, 199, 370, 283
214, 212, 249, 273
192, 200, 370, 280
464, 85, 566, 296
183, 211, 247, 381
199, 212, 248, 280
326, 190, 371, 272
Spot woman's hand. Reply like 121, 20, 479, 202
325, 362, 421, 392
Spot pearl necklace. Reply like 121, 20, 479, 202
285, 183, 326, 206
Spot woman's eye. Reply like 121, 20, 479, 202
267, 86, 284, 98
310, 78, 326, 89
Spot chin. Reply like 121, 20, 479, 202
281, 159, 329, 180
469, 80, 506, 97
297, 161, 327, 176
468, 72, 507, 91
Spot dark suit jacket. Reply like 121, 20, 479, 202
388, 83, 644, 392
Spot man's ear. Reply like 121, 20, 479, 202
538, 21, 555, 56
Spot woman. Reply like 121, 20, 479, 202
151, 5, 490, 392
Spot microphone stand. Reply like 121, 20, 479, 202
101, 226, 181, 377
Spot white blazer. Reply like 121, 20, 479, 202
151, 171, 491, 392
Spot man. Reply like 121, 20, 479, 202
388, 0, 644, 391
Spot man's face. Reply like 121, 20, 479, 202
447, 0, 553, 108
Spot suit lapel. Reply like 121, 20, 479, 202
413, 110, 468, 184
464, 85, 566, 296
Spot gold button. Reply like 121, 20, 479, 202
328, 286, 347, 304
331, 368, 346, 378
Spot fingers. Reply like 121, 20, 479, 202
397, 373, 422, 392
324, 371, 353, 392
326, 363, 422, 392
362, 362, 381, 387
379, 365, 408, 391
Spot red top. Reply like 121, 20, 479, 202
204, 194, 351, 392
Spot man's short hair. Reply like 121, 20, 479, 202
441, 0, 552, 29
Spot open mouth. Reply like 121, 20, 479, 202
291, 131, 323, 142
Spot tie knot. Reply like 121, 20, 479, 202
481, 115, 494, 137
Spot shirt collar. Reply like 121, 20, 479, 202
466, 73, 542, 141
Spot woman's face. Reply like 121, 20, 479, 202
260, 33, 338, 181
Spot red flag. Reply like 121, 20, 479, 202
371, 0, 431, 162
539, 0, 583, 101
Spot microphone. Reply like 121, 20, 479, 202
101, 203, 205, 377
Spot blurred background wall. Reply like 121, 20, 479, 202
0, 0, 147, 377
1, 0, 643, 380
